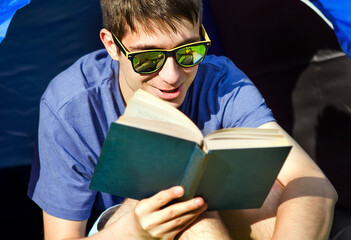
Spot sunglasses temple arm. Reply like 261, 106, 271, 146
112, 32, 127, 56
201, 25, 211, 42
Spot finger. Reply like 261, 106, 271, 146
147, 197, 207, 226
147, 216, 198, 240
136, 186, 185, 214
146, 202, 207, 239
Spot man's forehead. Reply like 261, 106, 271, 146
123, 19, 199, 39
122, 20, 200, 50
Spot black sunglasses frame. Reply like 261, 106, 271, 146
111, 25, 211, 74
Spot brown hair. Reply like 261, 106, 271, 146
100, 0, 203, 40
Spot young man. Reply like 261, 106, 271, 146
28, 0, 337, 239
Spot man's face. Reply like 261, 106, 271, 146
115, 21, 200, 108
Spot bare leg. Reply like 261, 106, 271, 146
177, 211, 232, 240
219, 180, 283, 240
103, 198, 138, 229
104, 181, 282, 239
105, 198, 232, 239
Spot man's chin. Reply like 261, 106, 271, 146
162, 97, 184, 109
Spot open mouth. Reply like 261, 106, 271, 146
153, 84, 183, 100
160, 88, 179, 93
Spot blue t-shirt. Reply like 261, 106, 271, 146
27, 49, 275, 221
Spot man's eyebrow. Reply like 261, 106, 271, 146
128, 36, 201, 52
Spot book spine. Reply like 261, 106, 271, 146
178, 145, 208, 201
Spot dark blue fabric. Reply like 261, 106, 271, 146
0, 0, 221, 169
202, 0, 225, 56
0, 0, 30, 43
312, 0, 351, 58
0, 0, 103, 168
28, 50, 274, 221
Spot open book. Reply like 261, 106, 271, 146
90, 90, 292, 210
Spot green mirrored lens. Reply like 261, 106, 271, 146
176, 44, 206, 66
132, 52, 165, 73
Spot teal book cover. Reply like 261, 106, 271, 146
90, 122, 291, 210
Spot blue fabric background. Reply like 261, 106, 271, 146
0, 0, 222, 169
312, 0, 351, 58
0, 0, 104, 168
0, 0, 30, 43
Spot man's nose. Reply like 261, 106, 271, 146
158, 56, 181, 85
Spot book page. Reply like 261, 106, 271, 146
205, 137, 289, 150
121, 90, 204, 142
117, 115, 204, 145
129, 90, 200, 129
204, 127, 289, 151
205, 128, 280, 140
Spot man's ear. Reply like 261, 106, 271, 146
100, 28, 119, 60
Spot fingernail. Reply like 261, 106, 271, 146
175, 186, 184, 196
194, 197, 204, 206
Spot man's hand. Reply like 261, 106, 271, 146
104, 186, 207, 240
43, 187, 208, 240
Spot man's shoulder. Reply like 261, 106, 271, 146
201, 55, 236, 69
198, 55, 247, 79
195, 55, 250, 90
41, 49, 116, 110
187, 54, 253, 112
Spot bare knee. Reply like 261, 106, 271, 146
219, 181, 283, 239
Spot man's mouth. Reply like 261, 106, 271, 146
153, 85, 183, 100
160, 88, 179, 93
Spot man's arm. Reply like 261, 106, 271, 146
43, 212, 131, 240
42, 186, 207, 240
220, 121, 337, 240
264, 121, 337, 239
43, 212, 87, 240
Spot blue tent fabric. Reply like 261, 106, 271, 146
0, 0, 221, 169
311, 0, 351, 58
0, 0, 30, 44
0, 0, 103, 168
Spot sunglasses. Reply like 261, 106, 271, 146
111, 25, 211, 74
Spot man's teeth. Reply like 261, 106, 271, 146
161, 89, 177, 93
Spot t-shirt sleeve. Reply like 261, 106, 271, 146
28, 99, 97, 221
216, 57, 275, 128
185, 56, 275, 136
